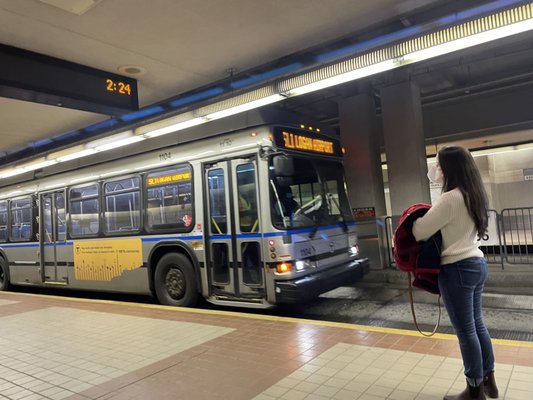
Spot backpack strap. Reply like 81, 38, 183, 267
407, 271, 442, 337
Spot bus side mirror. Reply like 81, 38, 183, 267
273, 155, 294, 177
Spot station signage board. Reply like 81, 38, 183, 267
0, 44, 139, 115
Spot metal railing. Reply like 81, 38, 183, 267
501, 207, 533, 264
382, 208, 533, 268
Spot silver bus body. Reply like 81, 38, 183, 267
0, 123, 368, 308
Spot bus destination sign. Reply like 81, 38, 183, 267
273, 127, 342, 157
147, 171, 192, 186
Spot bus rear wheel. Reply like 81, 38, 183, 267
154, 253, 198, 307
0, 258, 9, 291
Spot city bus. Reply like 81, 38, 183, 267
0, 121, 368, 308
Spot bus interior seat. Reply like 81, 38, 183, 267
20, 224, 31, 239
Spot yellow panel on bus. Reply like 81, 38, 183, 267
73, 239, 143, 281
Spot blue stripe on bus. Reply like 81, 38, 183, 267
0, 243, 39, 248
141, 236, 203, 242
0, 224, 356, 248
208, 233, 263, 240
236, 233, 262, 239
0, 242, 74, 248
207, 235, 232, 240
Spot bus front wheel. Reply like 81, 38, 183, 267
154, 253, 198, 307
0, 258, 9, 291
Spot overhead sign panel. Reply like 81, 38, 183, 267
0, 44, 139, 115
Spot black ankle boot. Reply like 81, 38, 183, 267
483, 371, 499, 398
444, 381, 487, 400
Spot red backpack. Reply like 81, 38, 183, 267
393, 203, 443, 336
393, 203, 441, 294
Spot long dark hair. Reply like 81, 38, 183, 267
438, 146, 488, 238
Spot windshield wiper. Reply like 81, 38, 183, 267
326, 192, 348, 232
270, 179, 289, 228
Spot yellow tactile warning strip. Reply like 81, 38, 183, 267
0, 290, 532, 400
3, 290, 533, 348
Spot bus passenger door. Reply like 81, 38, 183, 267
204, 157, 264, 300
39, 191, 68, 283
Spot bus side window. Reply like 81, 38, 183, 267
0, 200, 7, 242
104, 177, 141, 234
236, 163, 258, 233
69, 184, 100, 237
145, 166, 193, 231
208, 169, 227, 234
9, 197, 32, 242
56, 193, 67, 241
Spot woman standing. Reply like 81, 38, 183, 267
412, 146, 498, 400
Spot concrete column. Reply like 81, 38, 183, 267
339, 93, 387, 269
381, 81, 430, 215
338, 93, 386, 216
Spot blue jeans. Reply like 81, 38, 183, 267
438, 257, 495, 386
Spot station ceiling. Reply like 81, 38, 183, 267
1, 0, 533, 166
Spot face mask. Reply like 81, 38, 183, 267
427, 165, 444, 185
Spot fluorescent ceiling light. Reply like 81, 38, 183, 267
56, 148, 97, 162
402, 19, 533, 65
94, 136, 145, 152
286, 60, 397, 97
0, 168, 26, 179
87, 130, 133, 149
23, 160, 57, 171
205, 94, 285, 120
143, 117, 206, 138
0, 159, 58, 178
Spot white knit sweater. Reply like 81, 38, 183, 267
412, 187, 484, 265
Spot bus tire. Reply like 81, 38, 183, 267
154, 253, 198, 307
0, 258, 9, 291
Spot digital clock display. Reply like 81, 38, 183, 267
106, 79, 132, 96
1, 44, 139, 115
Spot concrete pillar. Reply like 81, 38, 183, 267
338, 93, 386, 216
381, 81, 430, 215
339, 93, 387, 269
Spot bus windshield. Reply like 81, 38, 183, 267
270, 155, 353, 229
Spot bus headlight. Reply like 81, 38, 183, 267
275, 260, 312, 274
348, 234, 359, 256
295, 260, 306, 271
295, 259, 313, 271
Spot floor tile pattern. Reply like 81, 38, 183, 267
0, 306, 233, 400
0, 292, 531, 400
253, 343, 533, 400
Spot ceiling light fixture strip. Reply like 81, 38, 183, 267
138, 86, 280, 138
195, 86, 277, 116
279, 3, 533, 95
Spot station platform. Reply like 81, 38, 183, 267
0, 292, 532, 400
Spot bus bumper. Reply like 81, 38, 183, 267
274, 257, 369, 304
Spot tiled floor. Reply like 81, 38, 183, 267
0, 292, 532, 400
